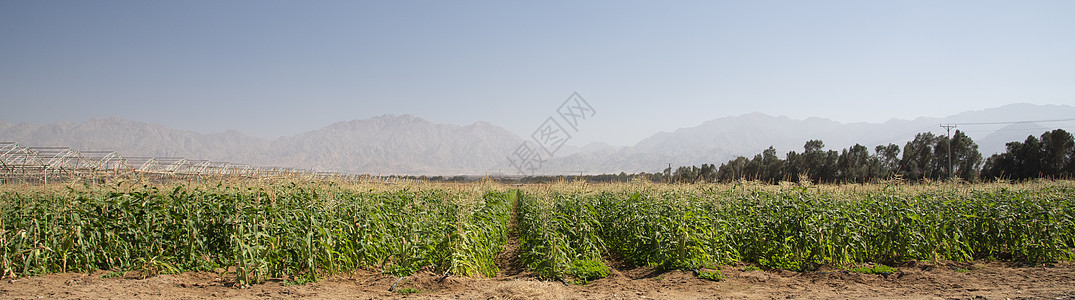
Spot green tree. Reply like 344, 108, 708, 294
837, 144, 870, 183
874, 143, 900, 178
948, 130, 983, 181
801, 140, 838, 182
673, 165, 699, 183
900, 132, 939, 180
1040, 129, 1074, 177
784, 150, 804, 182
718, 156, 749, 181
982, 141, 1020, 180
745, 153, 762, 181
981, 129, 1074, 180
1015, 135, 1043, 178
1068, 136, 1075, 176
760, 146, 783, 182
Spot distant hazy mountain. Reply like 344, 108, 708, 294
265, 115, 522, 175
540, 103, 1075, 174
977, 123, 1049, 156
2, 103, 1072, 175
0, 117, 270, 162
0, 115, 521, 175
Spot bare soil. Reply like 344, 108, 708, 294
2, 260, 1074, 299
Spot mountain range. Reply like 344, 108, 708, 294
2, 103, 1073, 175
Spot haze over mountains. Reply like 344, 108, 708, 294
2, 103, 1073, 175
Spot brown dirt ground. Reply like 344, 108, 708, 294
2, 260, 1075, 299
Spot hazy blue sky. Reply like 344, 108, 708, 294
2, 1, 1073, 146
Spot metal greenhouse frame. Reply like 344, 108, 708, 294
1, 141, 370, 185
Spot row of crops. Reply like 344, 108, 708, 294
518, 182, 1075, 280
3, 181, 1075, 284
0, 183, 510, 284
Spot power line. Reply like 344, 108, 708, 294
954, 118, 1075, 126
957, 126, 1075, 133
940, 124, 956, 180
864, 119, 1075, 146
862, 124, 937, 147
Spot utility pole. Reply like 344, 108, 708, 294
940, 124, 957, 180
666, 162, 672, 184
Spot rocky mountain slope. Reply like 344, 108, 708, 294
3, 104, 1072, 175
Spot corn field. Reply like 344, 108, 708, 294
2, 180, 1074, 284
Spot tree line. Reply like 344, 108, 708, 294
664, 128, 1074, 184
443, 128, 1074, 184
